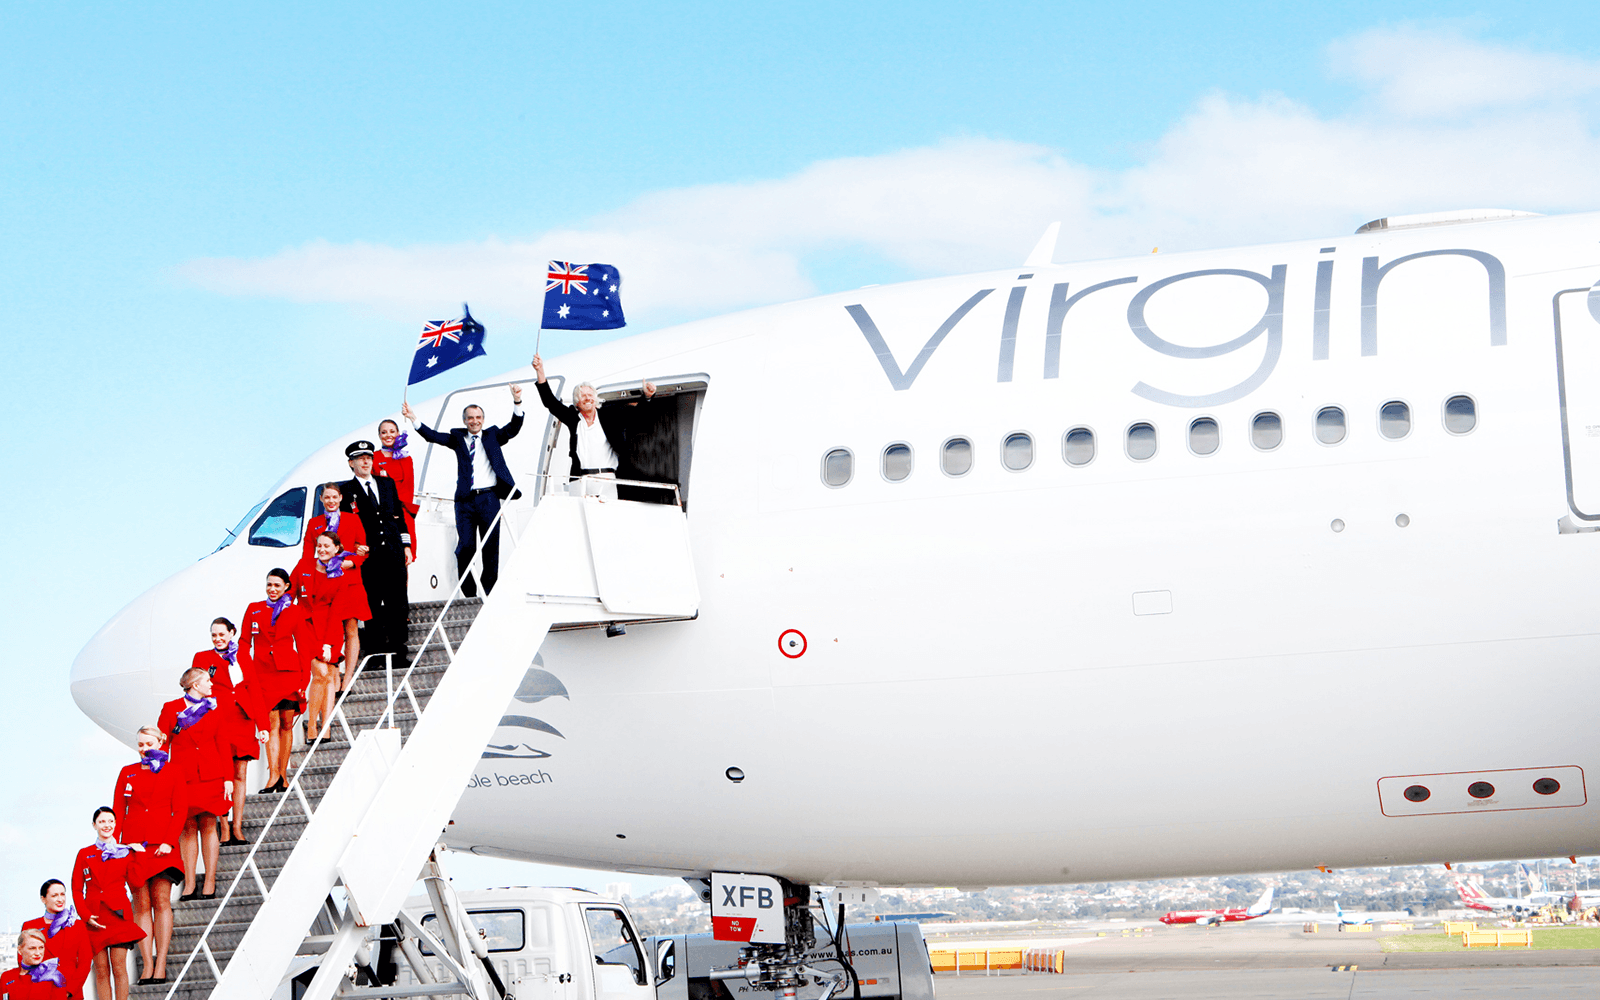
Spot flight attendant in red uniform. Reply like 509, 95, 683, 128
238, 568, 303, 793
192, 617, 268, 846
74, 807, 144, 1000
20, 881, 93, 1000
157, 668, 231, 900
6, 930, 72, 1000
292, 532, 371, 740
301, 484, 369, 693
112, 727, 185, 985
374, 417, 418, 549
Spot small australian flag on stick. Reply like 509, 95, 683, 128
408, 304, 488, 385
542, 262, 626, 330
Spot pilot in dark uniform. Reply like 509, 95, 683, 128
340, 440, 412, 668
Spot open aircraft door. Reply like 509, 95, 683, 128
1554, 285, 1600, 523
523, 375, 707, 629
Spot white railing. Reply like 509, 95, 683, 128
163, 650, 395, 997
164, 491, 530, 998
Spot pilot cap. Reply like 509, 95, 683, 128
345, 440, 376, 459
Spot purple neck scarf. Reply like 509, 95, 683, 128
141, 748, 169, 773
222, 639, 238, 665
96, 837, 131, 860
386, 432, 408, 459
175, 693, 215, 733
23, 958, 64, 987
45, 904, 78, 936
322, 551, 352, 579
267, 593, 290, 623
323, 508, 341, 534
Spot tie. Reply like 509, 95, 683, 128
469, 434, 478, 459
364, 481, 376, 506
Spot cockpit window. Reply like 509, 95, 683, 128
247, 488, 307, 548
214, 498, 269, 553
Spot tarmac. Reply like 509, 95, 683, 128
927, 921, 1599, 998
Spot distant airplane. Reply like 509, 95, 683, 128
1158, 886, 1274, 925
1518, 864, 1600, 910
1332, 900, 1376, 926
1455, 879, 1539, 916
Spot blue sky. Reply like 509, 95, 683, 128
5, 3, 1600, 927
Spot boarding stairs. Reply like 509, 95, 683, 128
147, 486, 698, 1000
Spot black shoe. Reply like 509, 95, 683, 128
200, 891, 216, 900
179, 890, 200, 902
149, 978, 168, 985
137, 978, 154, 986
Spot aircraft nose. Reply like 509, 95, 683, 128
71, 589, 161, 747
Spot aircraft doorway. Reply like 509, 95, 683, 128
537, 376, 708, 510
1554, 288, 1600, 522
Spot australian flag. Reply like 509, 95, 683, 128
542, 262, 626, 330
408, 304, 488, 385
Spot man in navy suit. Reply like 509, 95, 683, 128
402, 384, 523, 596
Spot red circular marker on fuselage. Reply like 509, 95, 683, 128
778, 629, 807, 658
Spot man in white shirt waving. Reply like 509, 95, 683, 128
401, 383, 523, 597
531, 354, 657, 500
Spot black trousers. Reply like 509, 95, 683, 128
359, 548, 410, 663
454, 489, 503, 597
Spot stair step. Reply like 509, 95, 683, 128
157, 596, 490, 999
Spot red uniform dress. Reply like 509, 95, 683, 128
290, 557, 372, 664
157, 695, 233, 818
192, 647, 265, 761
111, 759, 186, 885
300, 509, 369, 568
19, 915, 92, 1000
372, 447, 419, 554
239, 597, 305, 713
0, 964, 71, 1000
71, 842, 145, 951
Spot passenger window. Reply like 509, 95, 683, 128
421, 909, 526, 954
821, 448, 853, 488
247, 488, 307, 548
1126, 422, 1157, 461
1444, 395, 1476, 434
584, 908, 646, 986
1380, 400, 1411, 440
1062, 427, 1096, 467
1251, 412, 1283, 451
882, 443, 912, 482
1316, 406, 1346, 445
1002, 432, 1034, 471
1188, 417, 1219, 456
941, 437, 972, 477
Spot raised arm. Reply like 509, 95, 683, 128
533, 356, 578, 425
401, 401, 453, 446
497, 383, 525, 443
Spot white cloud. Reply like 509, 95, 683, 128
179, 26, 1600, 325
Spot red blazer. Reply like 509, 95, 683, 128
19, 917, 92, 999
300, 510, 369, 568
111, 761, 185, 850
72, 844, 132, 919
372, 451, 418, 515
157, 696, 231, 783
290, 558, 371, 658
72, 844, 144, 951
240, 600, 301, 676
0, 966, 71, 1000
192, 648, 266, 732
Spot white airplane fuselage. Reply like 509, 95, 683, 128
73, 211, 1600, 889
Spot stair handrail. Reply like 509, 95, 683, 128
162, 651, 394, 999
164, 491, 538, 998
